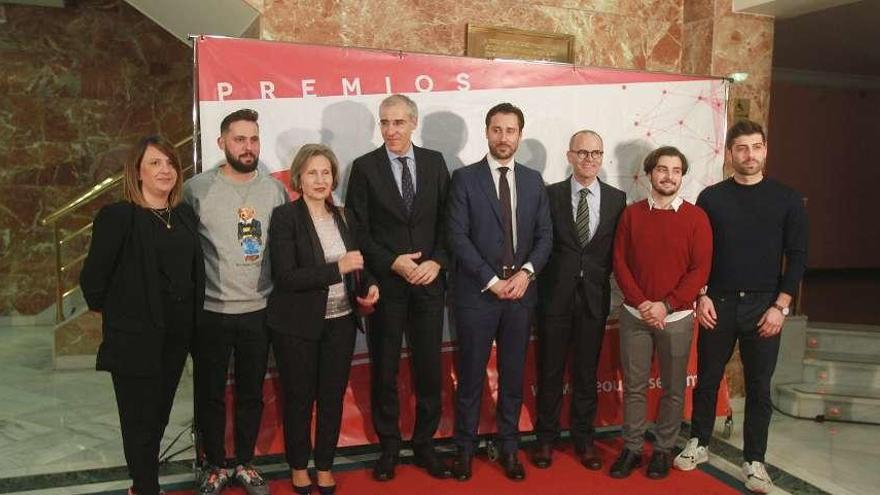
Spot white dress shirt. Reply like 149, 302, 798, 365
483, 155, 535, 290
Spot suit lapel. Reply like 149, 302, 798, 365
295, 200, 325, 265
558, 178, 578, 248
514, 163, 529, 254
476, 159, 503, 227
410, 145, 430, 221
592, 179, 614, 242
375, 146, 410, 221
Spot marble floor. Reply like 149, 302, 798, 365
0, 324, 196, 481
0, 323, 878, 494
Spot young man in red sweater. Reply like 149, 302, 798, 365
610, 146, 712, 479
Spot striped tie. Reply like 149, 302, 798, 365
576, 188, 591, 247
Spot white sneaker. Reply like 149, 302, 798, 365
674, 438, 709, 471
742, 461, 774, 493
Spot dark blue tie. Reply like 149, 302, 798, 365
398, 156, 415, 213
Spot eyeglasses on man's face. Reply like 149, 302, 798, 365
569, 149, 604, 161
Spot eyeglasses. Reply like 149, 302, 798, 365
569, 149, 604, 160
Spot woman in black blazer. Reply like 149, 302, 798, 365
267, 144, 379, 494
80, 135, 205, 495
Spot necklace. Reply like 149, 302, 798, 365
150, 206, 172, 229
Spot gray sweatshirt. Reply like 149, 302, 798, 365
183, 166, 288, 314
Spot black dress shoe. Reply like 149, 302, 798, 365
413, 450, 452, 479
372, 451, 398, 481
451, 452, 473, 481
647, 451, 670, 479
610, 448, 642, 479
576, 444, 603, 471
498, 452, 526, 481
531, 442, 553, 469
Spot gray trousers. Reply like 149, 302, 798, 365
619, 309, 694, 453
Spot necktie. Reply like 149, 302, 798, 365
576, 188, 591, 247
498, 166, 515, 268
398, 156, 415, 213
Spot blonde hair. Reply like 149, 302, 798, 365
289, 143, 341, 193
122, 135, 184, 207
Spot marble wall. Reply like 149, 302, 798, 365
0, 0, 193, 315
5, 0, 772, 397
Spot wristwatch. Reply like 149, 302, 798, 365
772, 303, 790, 316
663, 300, 673, 313
520, 267, 536, 282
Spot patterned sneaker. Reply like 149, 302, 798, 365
674, 438, 709, 471
199, 465, 230, 495
234, 464, 270, 495
742, 461, 774, 493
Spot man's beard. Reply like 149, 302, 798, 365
489, 142, 517, 161
653, 181, 680, 197
226, 149, 259, 174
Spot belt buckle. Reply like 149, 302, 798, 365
501, 266, 516, 280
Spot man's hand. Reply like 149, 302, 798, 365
757, 306, 785, 337
489, 279, 510, 299
391, 252, 421, 280
696, 295, 717, 329
641, 301, 667, 330
501, 271, 531, 300
408, 260, 441, 285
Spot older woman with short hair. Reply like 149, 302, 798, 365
267, 143, 379, 494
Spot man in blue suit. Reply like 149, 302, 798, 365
447, 103, 553, 482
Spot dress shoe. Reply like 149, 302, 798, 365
610, 448, 642, 479
498, 452, 526, 481
647, 451, 671, 479
451, 452, 473, 481
413, 450, 452, 479
576, 444, 603, 471
531, 442, 553, 469
372, 451, 398, 481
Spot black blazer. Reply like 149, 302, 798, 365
345, 144, 450, 297
80, 201, 206, 377
266, 199, 376, 339
538, 178, 626, 318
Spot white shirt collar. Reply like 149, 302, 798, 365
647, 194, 684, 211
487, 154, 516, 172
571, 175, 600, 196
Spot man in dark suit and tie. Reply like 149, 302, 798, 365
532, 130, 626, 470
345, 94, 451, 481
447, 103, 553, 482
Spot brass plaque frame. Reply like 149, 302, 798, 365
466, 24, 574, 64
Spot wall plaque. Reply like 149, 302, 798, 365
466, 24, 574, 63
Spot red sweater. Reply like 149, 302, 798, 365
613, 199, 713, 311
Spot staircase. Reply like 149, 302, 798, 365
775, 322, 880, 424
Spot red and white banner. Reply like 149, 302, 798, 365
194, 36, 730, 455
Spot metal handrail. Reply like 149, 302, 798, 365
40, 136, 194, 226
44, 135, 195, 322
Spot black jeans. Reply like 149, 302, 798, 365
112, 297, 192, 495
690, 291, 780, 462
194, 309, 270, 467
273, 316, 357, 470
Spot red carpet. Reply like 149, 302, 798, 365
169, 439, 740, 494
